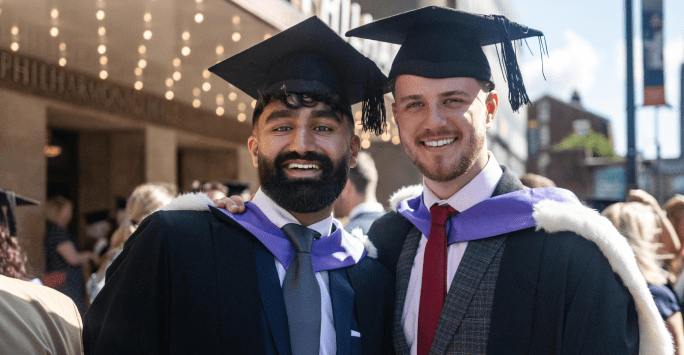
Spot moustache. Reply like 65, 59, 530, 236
273, 151, 333, 175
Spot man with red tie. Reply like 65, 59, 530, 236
347, 6, 668, 355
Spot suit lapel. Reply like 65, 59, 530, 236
429, 236, 506, 355
329, 268, 354, 355
393, 226, 424, 355
253, 239, 291, 355
210, 206, 291, 355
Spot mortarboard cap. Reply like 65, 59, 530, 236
346, 6, 546, 112
209, 16, 388, 134
0, 189, 39, 236
85, 210, 110, 224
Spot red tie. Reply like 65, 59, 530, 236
418, 204, 459, 355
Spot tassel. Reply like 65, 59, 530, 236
361, 67, 386, 135
492, 15, 532, 113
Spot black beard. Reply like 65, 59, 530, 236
258, 151, 349, 213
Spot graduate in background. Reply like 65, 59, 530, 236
83, 17, 394, 355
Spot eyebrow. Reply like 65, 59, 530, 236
398, 90, 473, 104
264, 109, 296, 124
311, 109, 342, 123
398, 94, 423, 104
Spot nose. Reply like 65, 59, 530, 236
289, 125, 316, 154
423, 102, 447, 129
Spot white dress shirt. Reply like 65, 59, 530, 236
251, 189, 337, 355
402, 153, 503, 355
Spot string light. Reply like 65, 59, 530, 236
202, 70, 211, 78
144, 13, 151, 22
182, 31, 190, 40
228, 92, 237, 101
50, 27, 59, 37
51, 9, 59, 19
216, 45, 224, 55
134, 81, 143, 90
251, 100, 257, 108
173, 58, 181, 67
216, 94, 224, 105
202, 82, 211, 91
96, 10, 105, 20
216, 107, 224, 116
237, 113, 247, 122
165, 78, 174, 87
193, 88, 201, 96
361, 140, 371, 149
392, 136, 401, 145
381, 131, 391, 142
98, 27, 106, 36
181, 46, 190, 56
237, 103, 246, 111
143, 30, 152, 40
135, 67, 143, 76
99, 70, 108, 80
10, 42, 18, 51
59, 43, 66, 51
195, 13, 203, 23
165, 91, 174, 100
11, 26, 18, 35
138, 45, 146, 54
232, 32, 241, 42
59, 58, 67, 66
263, 33, 272, 40
193, 99, 201, 108
173, 71, 181, 81
138, 59, 147, 68
98, 45, 106, 54
100, 56, 108, 65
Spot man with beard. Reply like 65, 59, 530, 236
342, 7, 668, 355
82, 17, 394, 355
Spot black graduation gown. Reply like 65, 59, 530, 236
83, 207, 394, 355
367, 167, 639, 354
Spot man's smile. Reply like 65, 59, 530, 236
421, 137, 457, 148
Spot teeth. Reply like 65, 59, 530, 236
424, 138, 455, 147
287, 163, 319, 170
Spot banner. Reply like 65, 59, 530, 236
642, 0, 666, 106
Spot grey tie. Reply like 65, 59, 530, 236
281, 223, 321, 355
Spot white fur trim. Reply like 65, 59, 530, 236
159, 192, 214, 212
350, 227, 378, 259
388, 185, 423, 211
534, 200, 673, 355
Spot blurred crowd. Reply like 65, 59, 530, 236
2, 166, 684, 352
0, 179, 250, 353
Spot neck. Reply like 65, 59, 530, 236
289, 206, 333, 227
423, 152, 489, 200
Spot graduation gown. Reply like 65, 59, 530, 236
83, 201, 394, 355
368, 167, 669, 354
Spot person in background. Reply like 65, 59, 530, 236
0, 189, 84, 355
86, 183, 176, 303
83, 210, 112, 258
665, 195, 684, 308
603, 201, 684, 355
518, 173, 556, 189
333, 151, 385, 234
45, 195, 95, 314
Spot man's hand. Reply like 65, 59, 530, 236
214, 195, 249, 213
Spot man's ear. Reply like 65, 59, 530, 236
349, 134, 361, 169
485, 91, 499, 129
247, 133, 259, 168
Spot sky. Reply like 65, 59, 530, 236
513, 0, 684, 159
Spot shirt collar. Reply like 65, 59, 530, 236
423, 151, 503, 212
251, 188, 334, 237
348, 202, 385, 219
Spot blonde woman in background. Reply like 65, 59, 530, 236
602, 201, 684, 354
87, 183, 176, 303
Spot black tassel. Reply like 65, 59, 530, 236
361, 68, 386, 136
492, 15, 532, 113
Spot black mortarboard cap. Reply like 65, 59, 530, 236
0, 189, 39, 236
209, 16, 388, 134
85, 210, 110, 224
346, 6, 547, 112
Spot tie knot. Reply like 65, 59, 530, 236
282, 223, 320, 253
429, 204, 459, 227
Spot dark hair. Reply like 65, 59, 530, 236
252, 85, 353, 126
0, 225, 28, 280
348, 152, 378, 197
